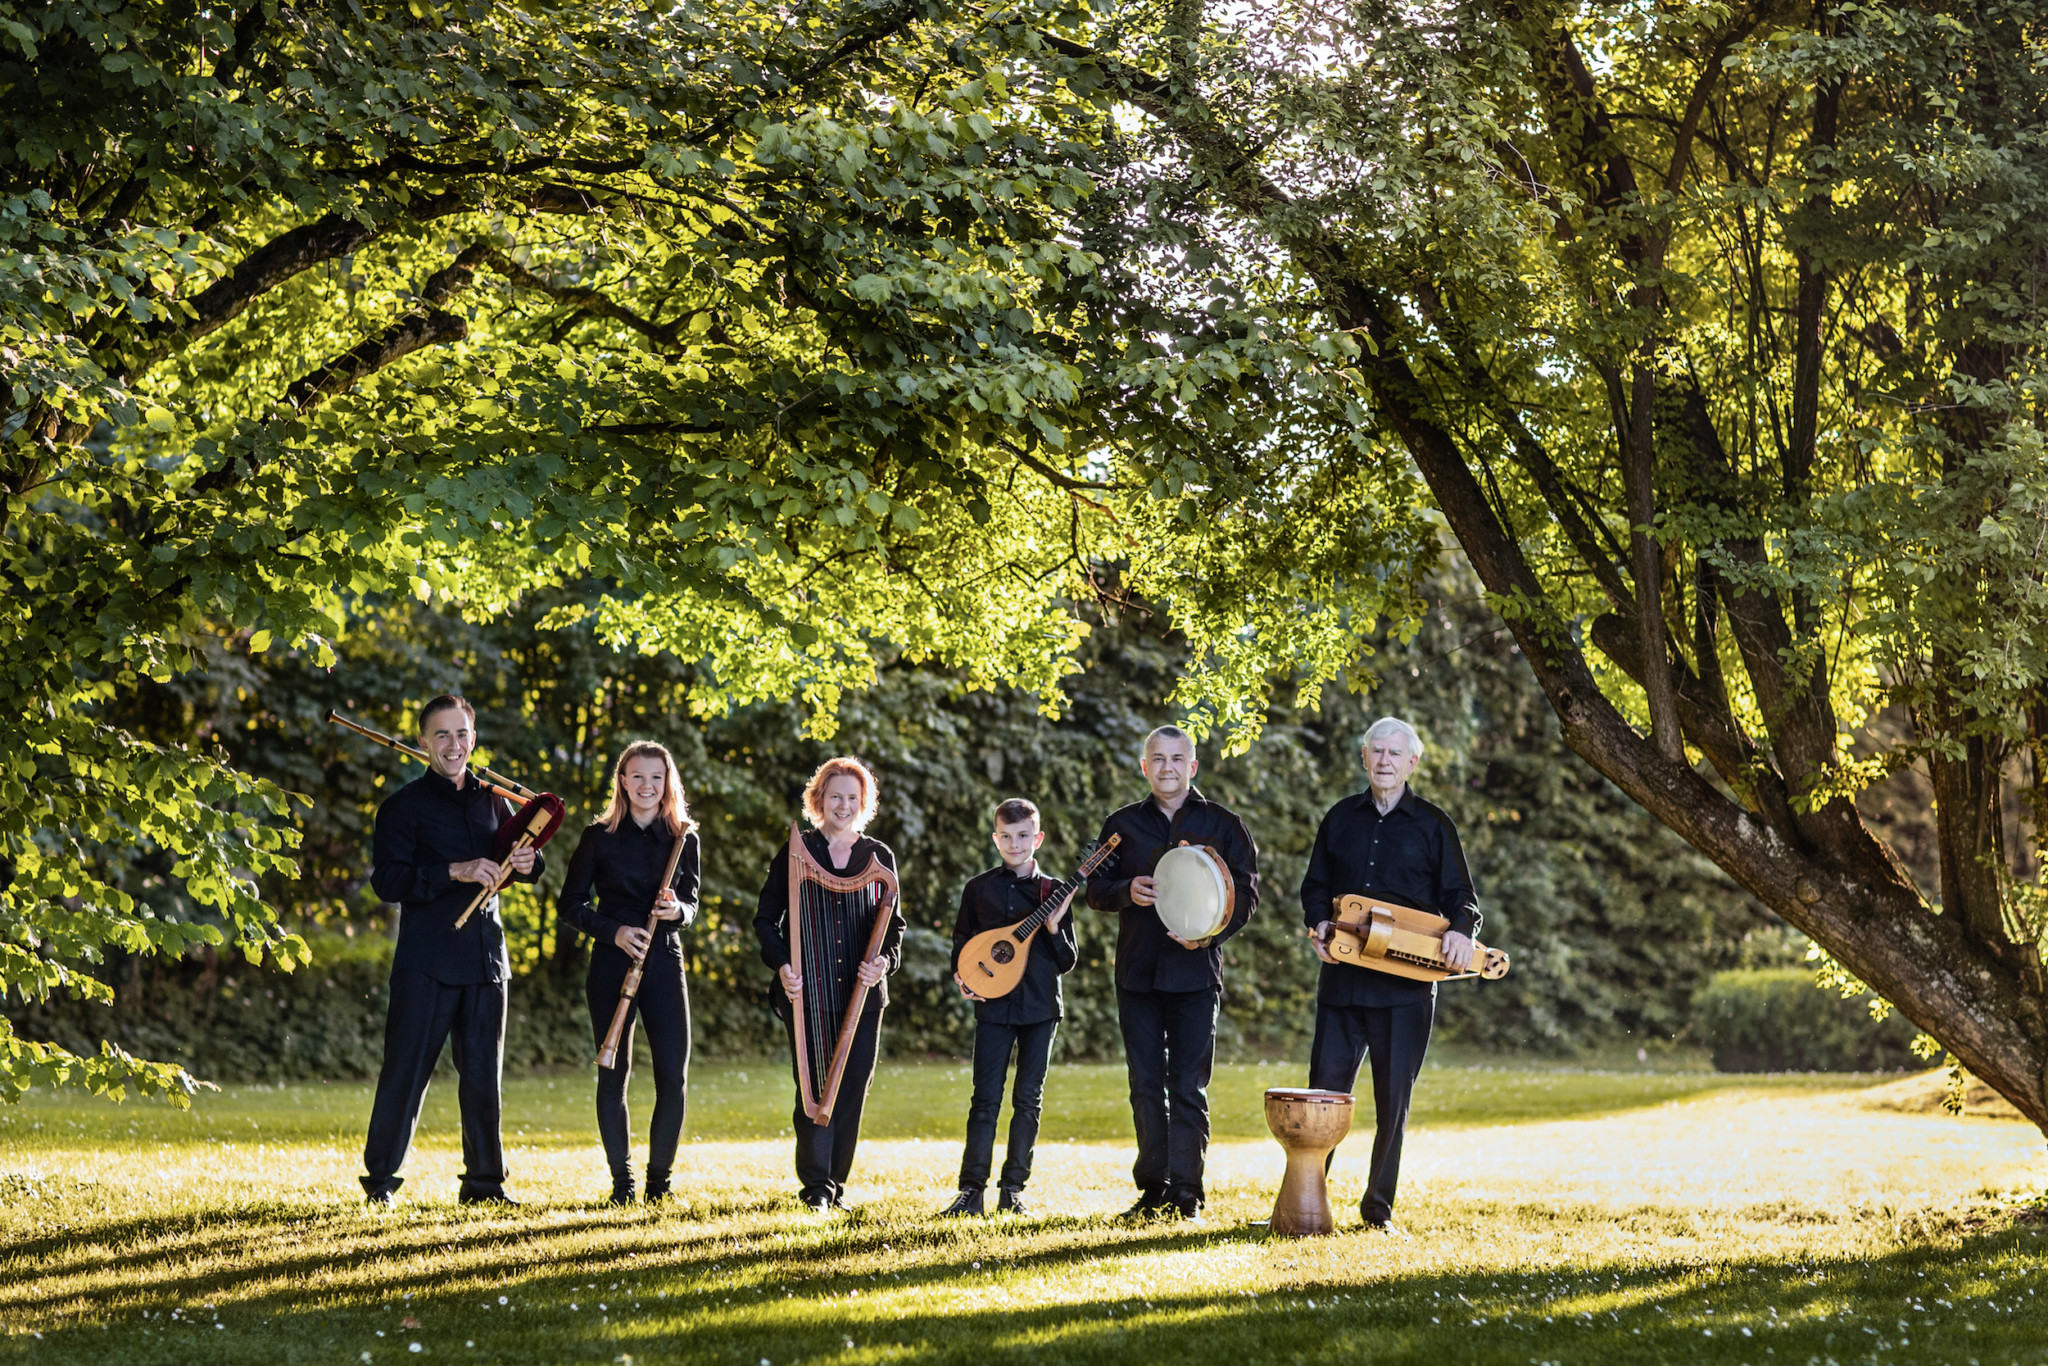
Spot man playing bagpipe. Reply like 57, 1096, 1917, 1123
360, 695, 544, 1206
1300, 716, 1480, 1234
938, 798, 1079, 1218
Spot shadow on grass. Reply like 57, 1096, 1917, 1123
6, 1192, 2048, 1365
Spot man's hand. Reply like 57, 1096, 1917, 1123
778, 963, 803, 1001
1440, 930, 1475, 972
506, 845, 537, 876
1128, 874, 1158, 907
449, 857, 503, 886
952, 971, 986, 1003
614, 924, 651, 957
1311, 921, 1340, 965
856, 955, 888, 988
1045, 890, 1076, 931
1165, 930, 1210, 951
650, 889, 683, 922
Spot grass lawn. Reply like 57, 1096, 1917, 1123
3, 1057, 2046, 1364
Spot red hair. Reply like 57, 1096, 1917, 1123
801, 756, 879, 832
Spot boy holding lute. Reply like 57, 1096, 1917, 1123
939, 798, 1079, 1217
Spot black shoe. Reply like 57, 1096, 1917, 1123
1167, 1197, 1203, 1222
360, 1176, 403, 1204
1119, 1193, 1168, 1221
645, 1168, 672, 1204
799, 1190, 836, 1213
608, 1172, 635, 1207
459, 1189, 520, 1207
996, 1186, 1028, 1215
1362, 1218, 1412, 1239
938, 1188, 985, 1218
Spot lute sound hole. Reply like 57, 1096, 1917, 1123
991, 942, 1015, 964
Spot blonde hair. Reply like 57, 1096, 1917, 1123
802, 756, 880, 832
600, 741, 697, 837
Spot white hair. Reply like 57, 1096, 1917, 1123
1142, 724, 1194, 760
1361, 717, 1424, 761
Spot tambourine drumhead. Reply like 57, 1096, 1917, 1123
1154, 844, 1229, 941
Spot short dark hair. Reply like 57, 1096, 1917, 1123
993, 798, 1040, 827
417, 694, 475, 733
1143, 724, 1193, 757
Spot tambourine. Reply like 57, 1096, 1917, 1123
1154, 842, 1234, 942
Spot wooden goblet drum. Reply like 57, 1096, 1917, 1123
1264, 1088, 1354, 1237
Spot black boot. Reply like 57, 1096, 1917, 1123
938, 1188, 985, 1218
645, 1167, 672, 1204
996, 1186, 1028, 1215
608, 1169, 635, 1207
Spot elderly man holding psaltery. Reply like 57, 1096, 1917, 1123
1300, 717, 1479, 1235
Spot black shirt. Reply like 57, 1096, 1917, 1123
1298, 787, 1481, 1007
1084, 787, 1259, 993
371, 768, 546, 986
755, 831, 905, 1006
557, 819, 701, 970
950, 863, 1080, 1026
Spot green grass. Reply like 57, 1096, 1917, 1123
3, 1059, 2045, 1364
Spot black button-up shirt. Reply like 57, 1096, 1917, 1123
1298, 786, 1480, 1007
371, 768, 545, 986
557, 819, 701, 969
1085, 787, 1259, 993
754, 832, 905, 1006
950, 863, 1080, 1027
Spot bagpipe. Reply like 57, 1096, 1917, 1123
326, 710, 566, 928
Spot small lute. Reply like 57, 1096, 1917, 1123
1325, 894, 1510, 982
955, 835, 1120, 1000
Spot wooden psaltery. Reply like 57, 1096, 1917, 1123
1325, 894, 1510, 982
787, 822, 900, 1125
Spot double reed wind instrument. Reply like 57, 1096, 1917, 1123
786, 822, 900, 1126
595, 831, 690, 1069
326, 708, 564, 930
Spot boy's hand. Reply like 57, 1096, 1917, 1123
952, 971, 986, 1003
1044, 889, 1076, 931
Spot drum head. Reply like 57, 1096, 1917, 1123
1154, 845, 1229, 940
1264, 1087, 1352, 1104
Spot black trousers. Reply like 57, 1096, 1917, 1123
361, 969, 507, 1199
957, 1017, 1057, 1192
1307, 998, 1435, 1223
786, 995, 884, 1202
586, 948, 691, 1178
1117, 985, 1219, 1205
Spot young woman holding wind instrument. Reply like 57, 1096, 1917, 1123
557, 741, 701, 1206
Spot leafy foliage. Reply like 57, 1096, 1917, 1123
0, 0, 1423, 1096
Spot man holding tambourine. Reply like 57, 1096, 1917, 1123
1086, 724, 1260, 1221
1300, 716, 1480, 1234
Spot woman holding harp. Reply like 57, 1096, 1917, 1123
558, 741, 700, 1205
753, 756, 903, 1212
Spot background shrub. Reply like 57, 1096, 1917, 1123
1694, 969, 1921, 1072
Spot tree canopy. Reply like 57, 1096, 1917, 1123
0, 0, 1416, 1100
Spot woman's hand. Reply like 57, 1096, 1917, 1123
856, 956, 887, 988
650, 889, 683, 922
614, 924, 651, 957
779, 963, 804, 1001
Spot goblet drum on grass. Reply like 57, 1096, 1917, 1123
1263, 1088, 1354, 1237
